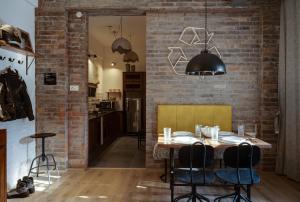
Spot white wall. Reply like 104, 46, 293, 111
0, 0, 37, 189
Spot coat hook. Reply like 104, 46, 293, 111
18, 60, 24, 64
8, 58, 15, 62
0, 56, 6, 60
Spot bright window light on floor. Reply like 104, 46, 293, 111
35, 186, 47, 192
77, 196, 89, 199
136, 185, 147, 189
98, 196, 108, 199
34, 179, 53, 185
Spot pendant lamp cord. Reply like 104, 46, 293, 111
204, 0, 207, 51
120, 16, 123, 37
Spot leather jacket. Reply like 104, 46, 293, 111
0, 67, 34, 121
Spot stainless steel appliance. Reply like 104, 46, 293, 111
126, 98, 141, 133
97, 100, 115, 111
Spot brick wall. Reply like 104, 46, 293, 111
36, 0, 280, 170
35, 8, 68, 168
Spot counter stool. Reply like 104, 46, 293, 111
28, 133, 59, 184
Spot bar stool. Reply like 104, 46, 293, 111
28, 133, 59, 184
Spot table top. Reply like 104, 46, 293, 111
30, 133, 56, 139
157, 134, 272, 149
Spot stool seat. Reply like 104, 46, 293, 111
30, 133, 56, 139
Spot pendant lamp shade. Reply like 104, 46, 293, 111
123, 50, 139, 63
111, 37, 132, 54
185, 0, 226, 76
111, 16, 132, 54
186, 50, 226, 75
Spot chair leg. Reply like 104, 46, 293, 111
45, 155, 51, 185
214, 192, 236, 202
174, 193, 193, 202
246, 185, 251, 200
195, 193, 210, 202
236, 186, 241, 202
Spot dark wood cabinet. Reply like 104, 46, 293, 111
88, 111, 122, 166
123, 72, 146, 135
0, 129, 7, 202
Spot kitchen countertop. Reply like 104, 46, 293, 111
88, 111, 117, 119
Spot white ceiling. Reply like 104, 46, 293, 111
89, 16, 146, 49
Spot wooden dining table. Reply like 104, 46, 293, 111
156, 134, 272, 201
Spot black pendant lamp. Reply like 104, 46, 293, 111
111, 16, 132, 54
185, 0, 226, 76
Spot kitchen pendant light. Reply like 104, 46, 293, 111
111, 16, 132, 54
123, 50, 139, 63
185, 0, 226, 76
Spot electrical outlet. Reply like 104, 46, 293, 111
70, 85, 79, 91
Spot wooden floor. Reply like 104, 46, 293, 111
94, 136, 145, 168
10, 169, 300, 202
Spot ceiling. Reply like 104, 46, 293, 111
89, 16, 146, 61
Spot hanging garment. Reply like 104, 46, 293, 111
0, 67, 34, 121
0, 24, 23, 48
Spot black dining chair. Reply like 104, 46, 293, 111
171, 142, 214, 202
214, 142, 261, 202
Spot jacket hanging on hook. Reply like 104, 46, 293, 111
0, 67, 34, 121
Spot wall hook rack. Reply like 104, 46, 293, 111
18, 60, 24, 64
8, 58, 15, 62
26, 55, 35, 75
0, 56, 5, 60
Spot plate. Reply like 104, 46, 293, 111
219, 136, 246, 144
172, 131, 193, 137
173, 136, 199, 144
219, 131, 235, 136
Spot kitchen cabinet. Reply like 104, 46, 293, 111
0, 129, 6, 202
88, 111, 122, 166
123, 72, 146, 135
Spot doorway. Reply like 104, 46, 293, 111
87, 15, 146, 168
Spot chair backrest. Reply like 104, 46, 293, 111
223, 142, 261, 185
223, 142, 261, 168
178, 142, 214, 184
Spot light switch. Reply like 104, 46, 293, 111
70, 85, 79, 91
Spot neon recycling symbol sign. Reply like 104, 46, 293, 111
168, 26, 222, 75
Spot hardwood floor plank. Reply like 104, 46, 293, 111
9, 169, 300, 202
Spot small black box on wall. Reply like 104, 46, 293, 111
44, 73, 57, 85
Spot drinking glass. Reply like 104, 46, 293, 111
238, 121, 245, 136
163, 127, 172, 141
195, 124, 202, 138
211, 126, 219, 141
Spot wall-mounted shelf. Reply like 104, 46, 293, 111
0, 45, 35, 75
0, 45, 34, 57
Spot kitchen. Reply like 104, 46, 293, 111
87, 16, 146, 168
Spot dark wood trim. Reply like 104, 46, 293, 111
0, 129, 7, 202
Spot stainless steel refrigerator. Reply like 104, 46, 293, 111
125, 98, 142, 133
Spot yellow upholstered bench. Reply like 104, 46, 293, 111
153, 104, 232, 181
157, 104, 232, 135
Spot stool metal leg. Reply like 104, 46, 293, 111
45, 155, 51, 185
47, 154, 60, 177
36, 156, 41, 177
28, 155, 42, 177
